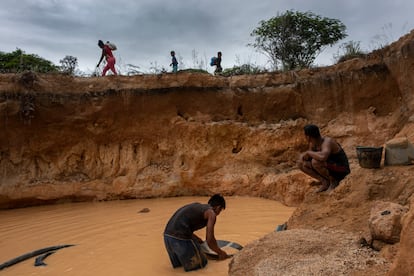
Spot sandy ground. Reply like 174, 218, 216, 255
229, 229, 389, 276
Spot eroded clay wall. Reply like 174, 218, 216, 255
1, 30, 414, 209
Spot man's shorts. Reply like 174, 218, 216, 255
164, 234, 207, 271
327, 162, 350, 181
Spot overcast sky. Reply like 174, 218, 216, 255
1, 0, 413, 75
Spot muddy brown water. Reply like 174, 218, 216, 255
0, 196, 295, 276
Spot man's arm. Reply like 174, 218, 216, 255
204, 209, 229, 260
301, 144, 312, 161
306, 138, 332, 161
97, 50, 105, 67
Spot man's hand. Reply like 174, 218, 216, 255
217, 250, 230, 260
300, 152, 311, 161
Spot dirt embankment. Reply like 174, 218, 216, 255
1, 30, 414, 275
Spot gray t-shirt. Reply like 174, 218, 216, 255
164, 202, 211, 239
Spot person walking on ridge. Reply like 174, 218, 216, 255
97, 40, 117, 76
170, 51, 178, 73
214, 51, 223, 75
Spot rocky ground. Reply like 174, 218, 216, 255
228, 163, 414, 275
1, 30, 414, 276
229, 229, 390, 276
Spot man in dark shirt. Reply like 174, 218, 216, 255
163, 194, 230, 271
297, 124, 351, 192
214, 51, 222, 75
170, 50, 178, 73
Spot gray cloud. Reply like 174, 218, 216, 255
1, 0, 414, 74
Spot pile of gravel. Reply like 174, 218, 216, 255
229, 229, 389, 276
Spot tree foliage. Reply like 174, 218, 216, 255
59, 55, 78, 75
250, 10, 347, 70
0, 48, 58, 73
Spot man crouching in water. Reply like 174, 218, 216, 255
297, 124, 351, 192
163, 194, 230, 272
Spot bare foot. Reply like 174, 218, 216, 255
315, 183, 329, 193
327, 177, 339, 192
327, 179, 339, 192
310, 181, 322, 187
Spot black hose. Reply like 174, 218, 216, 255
0, 244, 75, 270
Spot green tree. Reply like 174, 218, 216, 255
250, 10, 347, 70
0, 48, 58, 73
59, 55, 78, 75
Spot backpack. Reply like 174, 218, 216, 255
210, 57, 217, 66
106, 41, 117, 51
